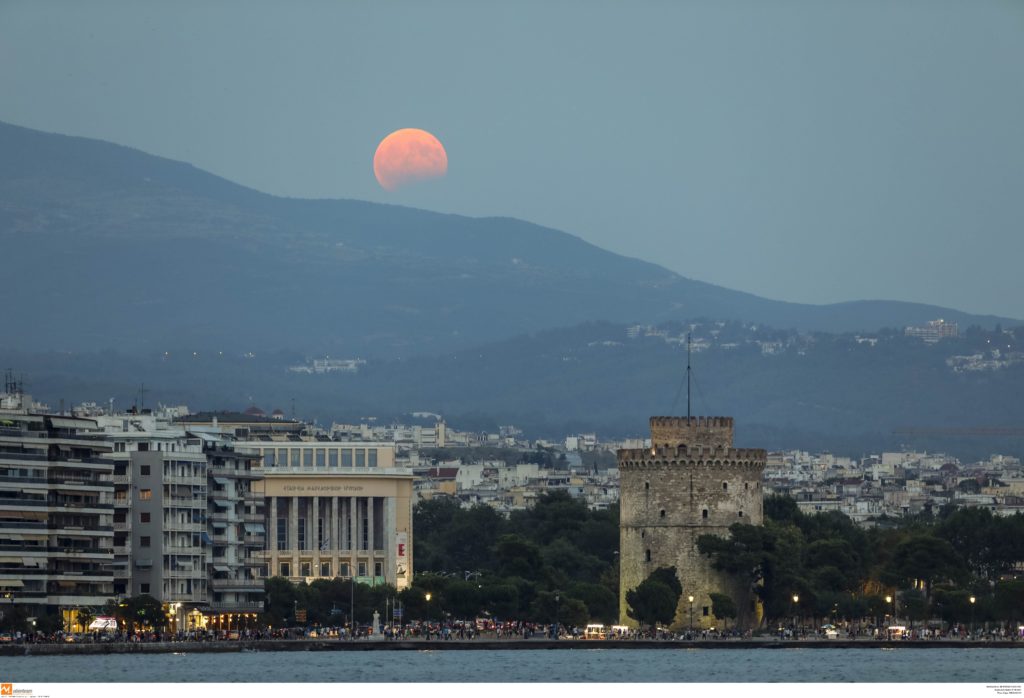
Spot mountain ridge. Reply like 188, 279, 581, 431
0, 119, 1013, 357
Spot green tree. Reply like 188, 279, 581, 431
76, 607, 96, 633
494, 534, 542, 578
709, 592, 737, 631
626, 567, 681, 630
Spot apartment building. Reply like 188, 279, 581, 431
0, 390, 114, 620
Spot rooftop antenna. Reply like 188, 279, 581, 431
687, 332, 692, 424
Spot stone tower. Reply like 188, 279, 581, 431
618, 416, 766, 630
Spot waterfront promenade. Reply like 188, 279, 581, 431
1, 635, 1020, 656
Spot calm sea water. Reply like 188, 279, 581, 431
4, 648, 1023, 683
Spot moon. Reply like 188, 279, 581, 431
373, 128, 448, 191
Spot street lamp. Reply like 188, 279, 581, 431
554, 593, 560, 639
969, 596, 976, 638
885, 595, 893, 639
792, 594, 800, 639
688, 595, 695, 635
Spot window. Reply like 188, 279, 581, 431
738, 511, 743, 518
703, 606, 709, 617
722, 482, 728, 491
328, 450, 338, 467
277, 518, 287, 551
141, 583, 150, 594
641, 530, 645, 539
356, 449, 366, 468
300, 561, 311, 577
140, 512, 151, 523
263, 451, 276, 467
303, 449, 313, 467
702, 509, 708, 519
659, 509, 666, 518
645, 549, 651, 562
645, 482, 649, 490
744, 482, 749, 490
279, 562, 290, 577
341, 449, 353, 467
374, 561, 383, 577
318, 518, 325, 551
140, 536, 151, 547
368, 449, 378, 468
298, 518, 306, 550
358, 562, 367, 577
320, 561, 331, 577
316, 449, 325, 467
140, 465, 150, 476
289, 450, 300, 467
340, 562, 350, 577
139, 489, 152, 501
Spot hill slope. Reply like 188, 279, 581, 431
0, 120, 1012, 356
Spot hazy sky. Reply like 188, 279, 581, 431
2, 1, 1023, 318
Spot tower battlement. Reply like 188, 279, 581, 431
618, 445, 766, 470
649, 416, 734, 449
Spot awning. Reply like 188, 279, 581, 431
135, 559, 153, 568
212, 477, 229, 486
0, 556, 22, 563
213, 499, 231, 508
49, 416, 97, 429
211, 521, 227, 529
213, 565, 230, 573
201, 532, 213, 545
0, 579, 25, 588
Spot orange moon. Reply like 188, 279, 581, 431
373, 128, 448, 191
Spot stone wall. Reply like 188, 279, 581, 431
649, 416, 734, 450
618, 432, 765, 631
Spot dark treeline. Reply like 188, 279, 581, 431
258, 491, 620, 629
698, 496, 1024, 629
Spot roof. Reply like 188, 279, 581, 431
177, 411, 301, 425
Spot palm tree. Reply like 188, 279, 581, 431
76, 607, 96, 633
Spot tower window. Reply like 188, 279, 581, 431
722, 482, 728, 491
645, 549, 651, 562
645, 482, 650, 491
738, 511, 743, 517
703, 606, 709, 616
744, 482, 749, 490
702, 509, 708, 519
660, 509, 666, 518
641, 530, 645, 539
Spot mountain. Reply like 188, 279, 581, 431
5, 320, 1023, 461
0, 120, 1014, 357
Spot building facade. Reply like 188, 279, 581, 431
0, 394, 114, 621
178, 413, 415, 591
618, 416, 765, 630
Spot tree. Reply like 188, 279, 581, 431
626, 567, 682, 630
76, 607, 96, 633
125, 594, 165, 631
709, 593, 737, 631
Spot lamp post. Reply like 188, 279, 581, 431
554, 593, 560, 640
425, 592, 432, 621
885, 594, 893, 638
688, 595, 695, 636
969, 596, 976, 639
792, 594, 800, 639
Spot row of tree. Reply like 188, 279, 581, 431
696, 497, 1024, 628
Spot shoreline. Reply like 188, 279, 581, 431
2, 638, 1021, 656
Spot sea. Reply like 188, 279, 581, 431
3, 647, 1023, 683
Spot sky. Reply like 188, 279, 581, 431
2, 0, 1023, 318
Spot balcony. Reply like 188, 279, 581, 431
113, 521, 129, 531
112, 474, 131, 485
210, 577, 263, 591
209, 600, 264, 612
